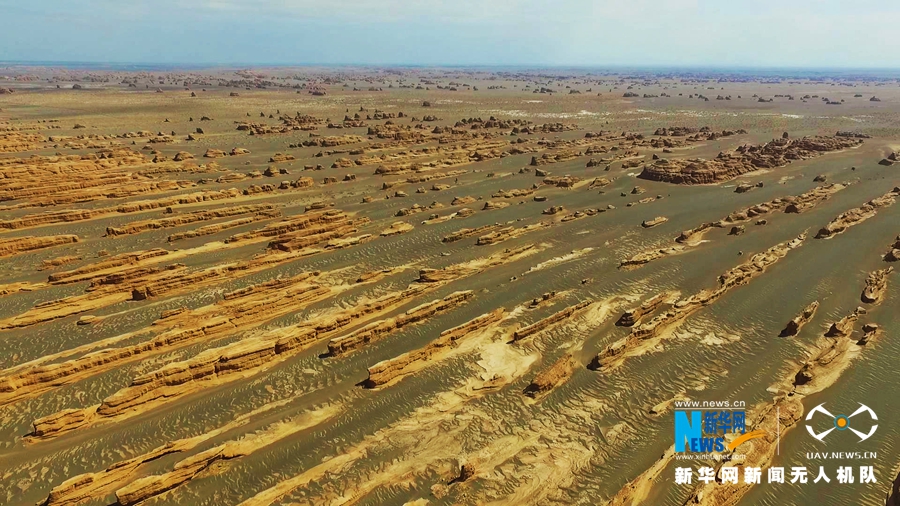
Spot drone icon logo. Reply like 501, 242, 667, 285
805, 403, 878, 442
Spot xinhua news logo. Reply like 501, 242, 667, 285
673, 399, 882, 488
674, 400, 763, 458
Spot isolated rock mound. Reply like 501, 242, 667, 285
780, 301, 819, 337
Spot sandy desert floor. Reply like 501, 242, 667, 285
0, 66, 899, 505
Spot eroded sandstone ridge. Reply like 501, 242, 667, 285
105, 204, 278, 236
616, 292, 670, 327
621, 184, 846, 269
523, 353, 578, 398
816, 187, 900, 239
326, 290, 474, 356
596, 233, 807, 371
861, 267, 892, 304
886, 235, 900, 262
512, 300, 592, 341
365, 308, 506, 387
779, 300, 819, 337
825, 306, 866, 337
25, 245, 539, 440
638, 136, 862, 184
0, 234, 78, 258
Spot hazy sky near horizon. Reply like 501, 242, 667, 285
2, 0, 900, 67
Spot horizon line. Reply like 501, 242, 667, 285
4, 60, 900, 73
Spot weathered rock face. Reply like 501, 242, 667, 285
5, 273, 327, 408
617, 292, 668, 327
417, 244, 535, 283
114, 444, 244, 505
857, 323, 881, 345
379, 221, 414, 236
492, 188, 534, 199
513, 300, 592, 341
523, 353, 578, 397
861, 267, 892, 304
39, 254, 82, 270
544, 175, 581, 188
167, 212, 280, 242
476, 223, 547, 245
42, 436, 199, 506
456, 463, 476, 483
226, 209, 352, 244
539, 206, 562, 216
641, 216, 668, 228
331, 157, 353, 168
885, 235, 900, 261
782, 183, 847, 214
203, 148, 227, 158
826, 307, 866, 337
29, 408, 91, 437
23, 239, 538, 439
0, 131, 45, 153
1, 188, 242, 231
638, 136, 863, 185
816, 187, 900, 239
48, 248, 170, 284
530, 150, 581, 166
450, 196, 476, 206
326, 291, 474, 356
780, 301, 819, 337
0, 234, 79, 258
619, 246, 685, 269
482, 200, 510, 211
365, 308, 505, 387
106, 204, 276, 237
442, 224, 502, 243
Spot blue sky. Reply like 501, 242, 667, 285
2, 0, 899, 67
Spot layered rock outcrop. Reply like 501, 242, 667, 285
0, 234, 78, 258
638, 136, 863, 184
617, 293, 669, 327
364, 308, 505, 387
326, 291, 474, 356
512, 301, 592, 341
106, 204, 277, 237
